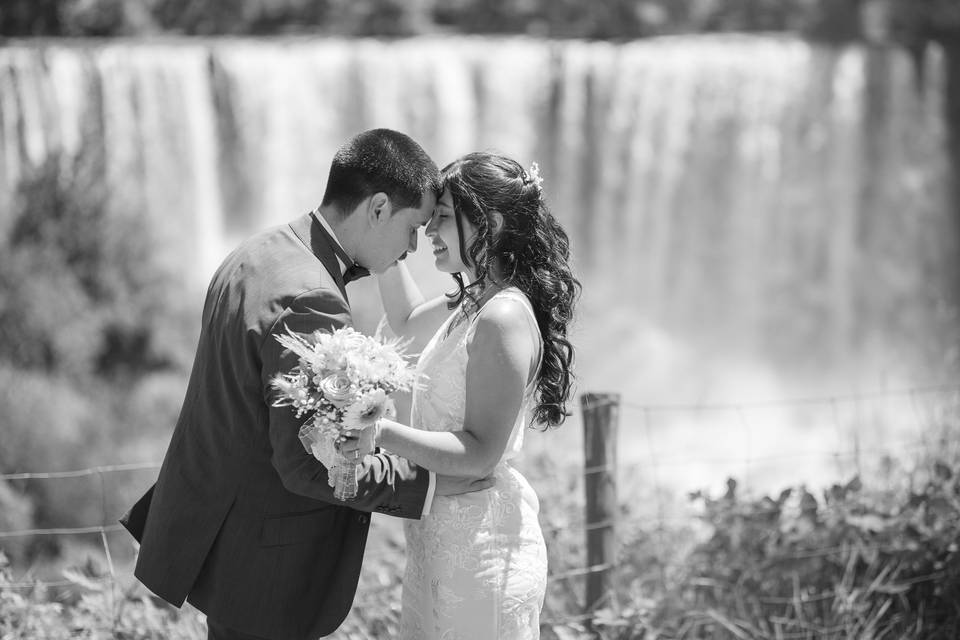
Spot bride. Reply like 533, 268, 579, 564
347, 151, 580, 638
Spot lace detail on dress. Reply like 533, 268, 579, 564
400, 288, 547, 640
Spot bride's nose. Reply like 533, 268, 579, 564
425, 215, 438, 237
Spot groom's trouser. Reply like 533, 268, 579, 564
207, 619, 272, 640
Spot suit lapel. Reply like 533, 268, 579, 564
288, 211, 349, 302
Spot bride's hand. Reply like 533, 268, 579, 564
337, 423, 380, 459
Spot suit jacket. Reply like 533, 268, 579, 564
122, 212, 429, 640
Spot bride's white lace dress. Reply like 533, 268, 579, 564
400, 288, 548, 640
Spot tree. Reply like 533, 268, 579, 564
0, 0, 65, 36
889, 0, 960, 247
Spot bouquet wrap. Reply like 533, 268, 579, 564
334, 453, 358, 501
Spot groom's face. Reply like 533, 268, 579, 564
363, 191, 437, 273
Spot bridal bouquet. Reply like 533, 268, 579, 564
270, 325, 417, 501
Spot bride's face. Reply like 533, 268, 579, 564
426, 187, 477, 274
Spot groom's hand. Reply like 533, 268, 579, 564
434, 474, 494, 497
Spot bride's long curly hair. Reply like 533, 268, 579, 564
442, 152, 581, 428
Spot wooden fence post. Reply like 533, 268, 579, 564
581, 392, 619, 615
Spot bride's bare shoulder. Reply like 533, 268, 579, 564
470, 294, 536, 344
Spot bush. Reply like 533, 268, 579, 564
0, 152, 189, 381
0, 147, 194, 567
586, 461, 960, 639
0, 368, 83, 473
0, 482, 34, 564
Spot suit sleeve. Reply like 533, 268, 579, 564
260, 288, 430, 518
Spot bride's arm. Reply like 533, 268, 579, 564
375, 298, 536, 478
377, 261, 451, 351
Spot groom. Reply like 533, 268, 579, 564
121, 129, 487, 640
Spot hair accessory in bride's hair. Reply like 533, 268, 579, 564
525, 162, 544, 195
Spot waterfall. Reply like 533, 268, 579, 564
0, 35, 955, 407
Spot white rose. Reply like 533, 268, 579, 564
318, 373, 357, 407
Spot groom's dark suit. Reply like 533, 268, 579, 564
122, 212, 430, 640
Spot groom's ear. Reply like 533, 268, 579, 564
367, 192, 391, 226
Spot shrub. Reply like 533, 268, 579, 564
0, 147, 194, 568
0, 151, 189, 381
587, 460, 960, 639
0, 482, 34, 565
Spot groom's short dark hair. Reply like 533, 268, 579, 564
321, 129, 441, 216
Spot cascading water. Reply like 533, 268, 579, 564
1, 35, 955, 492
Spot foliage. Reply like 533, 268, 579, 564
582, 459, 960, 640
0, 148, 194, 565
0, 551, 205, 639
433, 0, 817, 40
0, 481, 34, 564
0, 367, 105, 536
0, 0, 65, 36
3, 0, 960, 43
0, 152, 190, 379
3, 453, 960, 638
1, 0, 424, 37
889, 0, 960, 44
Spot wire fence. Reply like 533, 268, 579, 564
1, 383, 958, 633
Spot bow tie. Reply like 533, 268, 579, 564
310, 211, 370, 286
342, 263, 370, 284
